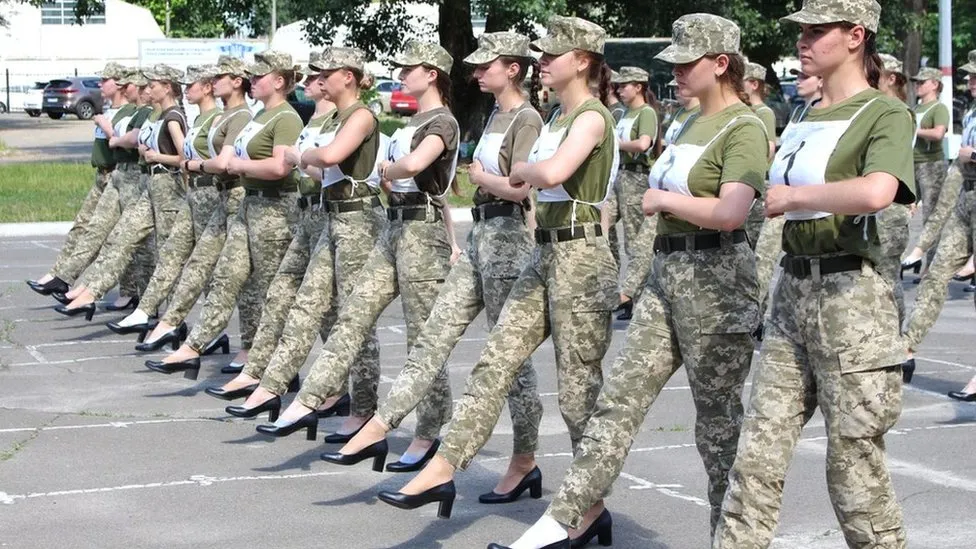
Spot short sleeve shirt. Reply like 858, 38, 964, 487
209, 104, 252, 186
322, 102, 383, 200
190, 107, 221, 160
472, 102, 543, 206
389, 107, 459, 207
156, 106, 188, 156
619, 105, 659, 166
913, 100, 949, 163
239, 102, 303, 190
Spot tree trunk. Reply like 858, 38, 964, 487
438, 0, 491, 143
900, 0, 927, 104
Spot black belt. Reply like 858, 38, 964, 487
620, 163, 649, 174
245, 188, 295, 198
471, 202, 522, 222
188, 174, 215, 188
148, 164, 177, 175
780, 254, 866, 279
216, 180, 241, 192
327, 196, 382, 214
964, 179, 976, 192
654, 230, 747, 254
387, 207, 442, 222
297, 193, 322, 210
535, 225, 603, 244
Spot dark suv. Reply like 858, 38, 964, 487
42, 76, 103, 120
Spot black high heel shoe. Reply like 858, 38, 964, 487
479, 466, 543, 504
570, 509, 613, 548
487, 541, 569, 549
320, 439, 389, 472
386, 439, 440, 473
51, 292, 72, 305
377, 480, 456, 519
318, 393, 350, 418
948, 391, 976, 402
255, 409, 317, 440
220, 362, 245, 375
105, 296, 139, 312
227, 395, 282, 422
135, 322, 188, 352
952, 272, 975, 283
28, 277, 68, 296
201, 334, 230, 356
900, 258, 922, 280
324, 417, 368, 444
901, 358, 915, 383
205, 383, 258, 401
145, 357, 201, 380
613, 300, 633, 321
54, 302, 95, 321
106, 318, 154, 343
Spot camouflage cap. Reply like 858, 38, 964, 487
118, 68, 149, 87
911, 67, 942, 82
611, 66, 649, 84
215, 55, 249, 78
656, 13, 740, 64
97, 62, 126, 80
961, 50, 976, 74
879, 53, 904, 75
310, 47, 367, 73
392, 40, 453, 74
531, 16, 606, 56
781, 0, 881, 33
142, 64, 184, 83
464, 32, 531, 66
179, 64, 219, 85
744, 61, 766, 81
246, 50, 296, 77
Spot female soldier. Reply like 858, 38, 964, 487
714, 2, 915, 547
743, 60, 776, 248
371, 15, 619, 522
321, 32, 546, 498
490, 14, 766, 548
901, 66, 950, 277
248, 41, 459, 455
146, 51, 304, 379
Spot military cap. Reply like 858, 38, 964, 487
299, 50, 324, 77
744, 61, 767, 81
911, 67, 942, 82
531, 16, 606, 56
118, 68, 148, 87
392, 40, 453, 74
960, 50, 976, 74
178, 64, 219, 85
142, 64, 184, 83
215, 55, 249, 78
656, 14, 740, 64
97, 62, 126, 80
611, 66, 650, 84
464, 32, 532, 66
878, 53, 903, 75
246, 50, 297, 77
311, 47, 367, 73
781, 0, 881, 34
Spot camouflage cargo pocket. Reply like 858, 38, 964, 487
837, 349, 903, 439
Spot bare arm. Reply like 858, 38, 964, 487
510, 110, 605, 189
302, 110, 376, 169
144, 120, 185, 167
644, 182, 756, 232
110, 128, 140, 149
468, 160, 533, 203
93, 114, 115, 139
384, 134, 446, 180
619, 134, 653, 154
441, 205, 463, 264
765, 171, 900, 217
235, 145, 295, 180
917, 125, 947, 142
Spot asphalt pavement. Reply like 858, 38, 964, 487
0, 113, 95, 163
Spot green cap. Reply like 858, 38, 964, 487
142, 64, 184, 83
246, 50, 296, 77
215, 55, 249, 78
531, 16, 606, 56
97, 62, 126, 80
656, 13, 740, 64
911, 67, 942, 82
179, 64, 219, 85
464, 32, 532, 66
392, 40, 453, 74
781, 0, 881, 33
961, 50, 976, 74
744, 61, 766, 81
118, 68, 149, 87
611, 66, 649, 84
310, 47, 367, 73
879, 53, 903, 75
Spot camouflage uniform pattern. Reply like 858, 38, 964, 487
464, 32, 532, 66
915, 159, 949, 265
437, 228, 617, 468
530, 16, 606, 56
245, 50, 299, 77
294, 213, 453, 439
744, 202, 765, 250
545, 239, 758, 531
377, 210, 544, 455
656, 14, 741, 64
184, 193, 299, 352
916, 165, 962, 252
49, 169, 112, 282
879, 54, 903, 75
604, 170, 649, 263
780, 0, 882, 33
754, 215, 785, 319
391, 40, 454, 74
619, 216, 658, 301
310, 47, 368, 72
744, 61, 766, 81
610, 66, 649, 84
715, 265, 906, 549
877, 204, 911, 324
115, 167, 157, 299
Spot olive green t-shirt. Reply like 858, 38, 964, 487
296, 109, 337, 195
189, 107, 221, 160
913, 100, 949, 163
782, 89, 916, 264
323, 102, 382, 200
472, 102, 543, 206
656, 103, 768, 235
752, 104, 777, 141
239, 102, 303, 191
663, 105, 700, 146
618, 105, 659, 166
209, 104, 252, 186
91, 104, 132, 168
610, 103, 626, 124
389, 107, 459, 208
105, 103, 138, 165
535, 98, 617, 229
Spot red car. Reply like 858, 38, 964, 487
390, 83, 418, 115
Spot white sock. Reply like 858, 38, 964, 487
510, 516, 568, 549
118, 309, 149, 328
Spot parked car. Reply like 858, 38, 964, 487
287, 85, 315, 125
390, 86, 418, 115
42, 76, 103, 120
373, 78, 397, 114
23, 81, 47, 117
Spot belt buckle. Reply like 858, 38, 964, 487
685, 234, 696, 252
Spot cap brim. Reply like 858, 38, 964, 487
961, 63, 976, 74
655, 45, 704, 64
391, 54, 422, 68
780, 10, 838, 26
530, 37, 573, 57
245, 65, 273, 77
463, 48, 499, 67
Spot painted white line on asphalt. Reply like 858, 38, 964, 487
0, 222, 73, 238
8, 354, 155, 367
0, 418, 212, 434
619, 472, 710, 507
0, 470, 347, 505
915, 356, 976, 372
23, 345, 46, 363
0, 264, 54, 269
30, 240, 61, 252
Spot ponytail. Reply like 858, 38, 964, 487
709, 53, 750, 104
498, 56, 543, 112
577, 51, 612, 106
841, 23, 882, 89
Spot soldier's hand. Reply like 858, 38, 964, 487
960, 146, 975, 164
765, 185, 795, 217
227, 157, 244, 176
283, 146, 301, 168
641, 188, 668, 216
468, 160, 484, 186
509, 161, 527, 188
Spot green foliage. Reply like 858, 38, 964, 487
0, 163, 95, 222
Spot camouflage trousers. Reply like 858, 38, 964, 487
437, 225, 617, 470
90, 175, 219, 301
158, 186, 245, 321
378, 209, 544, 454
77, 170, 185, 299
619, 216, 658, 301
744, 200, 764, 251
50, 167, 110, 281
254, 201, 385, 418
754, 216, 785, 320
905, 173, 976, 350
877, 204, 911, 325
295, 209, 453, 439
915, 159, 949, 265
546, 235, 758, 531
184, 192, 299, 352
917, 162, 962, 253
715, 263, 905, 549
605, 169, 649, 267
